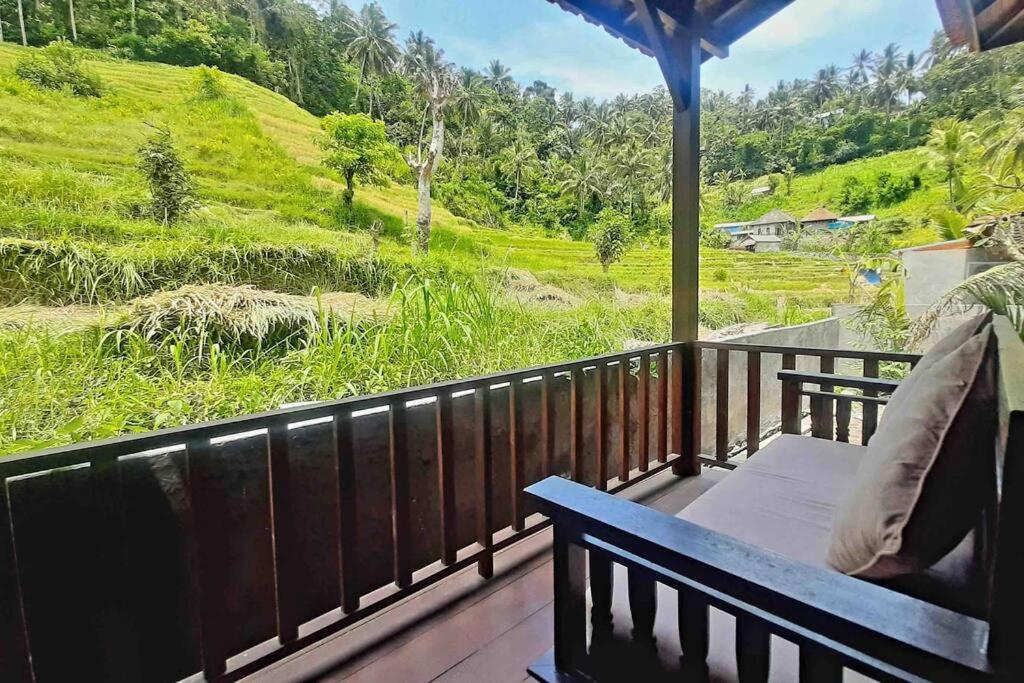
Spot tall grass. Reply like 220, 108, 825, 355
0, 275, 671, 454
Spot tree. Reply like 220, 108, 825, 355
317, 112, 399, 207
344, 2, 400, 114
926, 118, 978, 207
16, 0, 27, 46
67, 0, 77, 41
978, 104, 1024, 190
405, 39, 457, 253
496, 132, 539, 209
558, 152, 604, 216
483, 59, 513, 94
137, 128, 197, 225
591, 208, 630, 272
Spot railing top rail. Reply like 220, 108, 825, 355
526, 476, 992, 682
0, 342, 682, 478
693, 340, 921, 363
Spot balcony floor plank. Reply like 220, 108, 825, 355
245, 468, 726, 683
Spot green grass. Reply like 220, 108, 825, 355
0, 44, 869, 455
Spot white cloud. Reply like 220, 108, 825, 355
739, 0, 886, 50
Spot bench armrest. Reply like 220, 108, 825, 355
527, 476, 994, 682
777, 370, 901, 394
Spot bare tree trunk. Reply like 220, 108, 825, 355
0, 7, 5, 42
68, 0, 77, 41
130, 0, 136, 33
413, 107, 446, 254
17, 0, 27, 46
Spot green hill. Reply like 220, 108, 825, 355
0, 44, 883, 452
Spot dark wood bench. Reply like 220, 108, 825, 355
527, 315, 1023, 682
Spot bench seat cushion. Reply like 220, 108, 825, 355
677, 434, 865, 566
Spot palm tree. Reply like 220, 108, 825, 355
16, 0, 27, 46
899, 50, 924, 105
483, 59, 514, 94
497, 132, 539, 208
809, 65, 839, 106
978, 98, 1024, 188
926, 119, 979, 207
67, 0, 77, 41
849, 49, 873, 86
872, 43, 903, 113
453, 68, 487, 125
345, 2, 400, 114
926, 29, 958, 66
559, 152, 605, 216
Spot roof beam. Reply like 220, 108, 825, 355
634, 0, 696, 110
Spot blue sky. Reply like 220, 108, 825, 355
371, 0, 942, 101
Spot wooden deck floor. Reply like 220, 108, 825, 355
247, 468, 727, 683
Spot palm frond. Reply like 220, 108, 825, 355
909, 262, 1024, 345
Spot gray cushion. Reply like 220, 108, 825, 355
827, 325, 998, 578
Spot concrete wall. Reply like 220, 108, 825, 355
698, 318, 842, 455
903, 246, 1007, 318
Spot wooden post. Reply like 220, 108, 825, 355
636, 1, 702, 475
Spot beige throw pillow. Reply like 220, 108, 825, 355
826, 325, 997, 578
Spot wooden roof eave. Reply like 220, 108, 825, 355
546, 0, 794, 63
936, 0, 1024, 52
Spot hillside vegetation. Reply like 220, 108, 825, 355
0, 44, 861, 454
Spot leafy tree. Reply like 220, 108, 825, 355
137, 127, 197, 225
591, 208, 631, 272
15, 38, 102, 96
317, 112, 399, 208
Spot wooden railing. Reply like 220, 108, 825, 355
0, 343, 691, 682
691, 341, 920, 465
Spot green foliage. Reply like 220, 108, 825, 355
930, 207, 970, 240
190, 65, 230, 101
15, 39, 103, 97
590, 208, 630, 272
435, 169, 507, 227
137, 127, 197, 224
837, 176, 873, 214
835, 170, 921, 214
317, 112, 399, 207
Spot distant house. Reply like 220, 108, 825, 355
750, 186, 773, 198
713, 220, 754, 235
749, 209, 798, 236
801, 207, 839, 232
733, 234, 782, 253
834, 214, 876, 228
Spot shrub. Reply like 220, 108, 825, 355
15, 40, 103, 97
137, 128, 197, 225
435, 174, 507, 227
836, 176, 873, 214
591, 209, 631, 272
191, 65, 230, 101
873, 171, 919, 207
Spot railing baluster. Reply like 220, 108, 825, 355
862, 358, 880, 445
716, 349, 730, 461
388, 400, 412, 588
595, 363, 607, 490
510, 380, 525, 531
552, 525, 587, 674
799, 643, 843, 682
186, 437, 228, 680
657, 351, 668, 463
588, 549, 613, 644
475, 386, 494, 579
810, 393, 825, 438
736, 614, 771, 683
781, 353, 800, 434
436, 392, 457, 566
746, 351, 761, 457
677, 344, 701, 476
639, 353, 650, 472
267, 420, 300, 644
335, 413, 360, 613
541, 373, 554, 478
836, 399, 852, 443
570, 367, 584, 482
819, 356, 836, 440
627, 567, 657, 650
678, 587, 709, 677
618, 358, 630, 482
